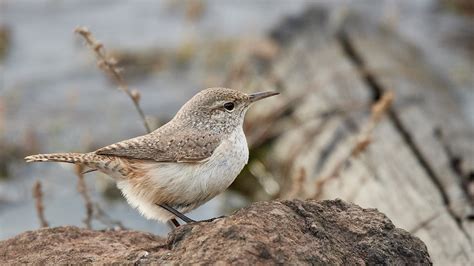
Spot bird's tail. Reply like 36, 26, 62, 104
25, 153, 91, 164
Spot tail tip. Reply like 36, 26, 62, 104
25, 155, 47, 162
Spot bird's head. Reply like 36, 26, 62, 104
175, 87, 279, 133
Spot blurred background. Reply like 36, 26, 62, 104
0, 0, 312, 236
0, 0, 473, 264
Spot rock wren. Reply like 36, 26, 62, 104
25, 87, 279, 225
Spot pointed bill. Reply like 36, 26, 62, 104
248, 91, 280, 102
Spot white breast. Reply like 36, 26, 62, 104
117, 127, 249, 222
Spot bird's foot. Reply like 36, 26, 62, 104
195, 215, 226, 223
159, 204, 226, 228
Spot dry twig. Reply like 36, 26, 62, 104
75, 165, 126, 229
75, 27, 151, 134
75, 27, 177, 228
313, 91, 394, 198
32, 180, 49, 228
93, 203, 126, 229
75, 165, 94, 228
73, 27, 154, 229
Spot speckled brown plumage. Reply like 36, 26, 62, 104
24, 87, 279, 223
94, 123, 221, 163
95, 88, 249, 162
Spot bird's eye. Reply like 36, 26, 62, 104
223, 102, 235, 111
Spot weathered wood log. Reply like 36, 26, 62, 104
235, 7, 473, 265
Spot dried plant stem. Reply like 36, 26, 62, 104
75, 165, 93, 229
75, 27, 151, 134
33, 180, 49, 228
75, 27, 181, 229
93, 203, 126, 229
76, 166, 126, 229
313, 91, 394, 198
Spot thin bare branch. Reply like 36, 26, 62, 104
33, 180, 49, 228
75, 165, 93, 229
75, 26, 180, 228
93, 203, 126, 230
75, 27, 151, 133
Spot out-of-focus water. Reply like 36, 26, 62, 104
0, 0, 312, 239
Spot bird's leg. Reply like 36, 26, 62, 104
196, 215, 226, 223
168, 218, 181, 228
158, 204, 196, 223
158, 204, 225, 225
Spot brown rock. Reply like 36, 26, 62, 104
0, 226, 163, 264
0, 199, 431, 264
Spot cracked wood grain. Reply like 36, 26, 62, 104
259, 8, 472, 265
343, 20, 473, 241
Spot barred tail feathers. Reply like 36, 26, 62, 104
25, 153, 90, 164
24, 152, 127, 178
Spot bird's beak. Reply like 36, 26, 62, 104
248, 91, 280, 103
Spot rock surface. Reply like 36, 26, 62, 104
0, 199, 431, 264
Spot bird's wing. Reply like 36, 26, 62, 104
94, 124, 222, 163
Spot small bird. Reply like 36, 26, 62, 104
25, 88, 278, 226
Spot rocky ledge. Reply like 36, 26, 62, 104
0, 199, 431, 264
